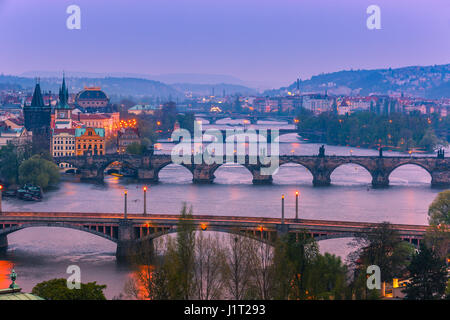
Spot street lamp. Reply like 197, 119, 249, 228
281, 194, 285, 225
143, 186, 147, 215
124, 190, 128, 219
295, 191, 299, 221
0, 184, 3, 214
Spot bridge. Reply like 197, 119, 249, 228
53, 153, 450, 187
196, 113, 295, 124
199, 127, 298, 141
0, 211, 430, 260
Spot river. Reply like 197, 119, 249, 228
0, 119, 448, 298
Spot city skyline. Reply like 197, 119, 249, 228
0, 0, 449, 88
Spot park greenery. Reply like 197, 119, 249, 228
18, 154, 60, 189
31, 278, 106, 300
0, 143, 60, 189
296, 109, 449, 152
122, 193, 449, 300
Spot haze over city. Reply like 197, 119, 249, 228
1, 0, 449, 88
0, 0, 449, 305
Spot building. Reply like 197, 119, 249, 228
0, 270, 44, 300
75, 127, 105, 156
72, 112, 120, 137
0, 126, 31, 148
128, 104, 158, 115
54, 75, 73, 129
117, 127, 140, 154
75, 87, 109, 109
23, 82, 51, 154
52, 128, 75, 158
302, 94, 334, 114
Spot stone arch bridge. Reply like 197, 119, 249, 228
0, 212, 430, 260
53, 153, 450, 187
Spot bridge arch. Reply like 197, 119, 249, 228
210, 162, 254, 184
157, 163, 194, 183
278, 159, 315, 178
0, 223, 118, 243
139, 227, 276, 246
329, 162, 373, 185
273, 162, 314, 184
388, 162, 433, 185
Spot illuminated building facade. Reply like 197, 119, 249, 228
75, 127, 105, 156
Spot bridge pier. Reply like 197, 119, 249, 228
312, 171, 331, 187
431, 170, 450, 187
116, 219, 136, 262
251, 171, 273, 184
371, 171, 389, 188
192, 168, 215, 184
137, 168, 158, 181
79, 168, 103, 181
0, 234, 7, 254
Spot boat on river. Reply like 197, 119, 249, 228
16, 184, 43, 201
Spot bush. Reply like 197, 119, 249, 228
32, 278, 107, 300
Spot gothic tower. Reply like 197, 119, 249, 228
54, 74, 73, 129
24, 80, 51, 155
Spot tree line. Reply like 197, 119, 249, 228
296, 109, 449, 152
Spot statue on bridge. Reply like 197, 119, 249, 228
379, 147, 383, 158
318, 145, 325, 157
437, 148, 445, 159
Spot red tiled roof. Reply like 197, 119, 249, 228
53, 128, 76, 135
72, 114, 110, 120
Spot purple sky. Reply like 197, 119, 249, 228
0, 0, 449, 87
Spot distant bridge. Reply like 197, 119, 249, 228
53, 153, 450, 187
196, 113, 295, 124
0, 212, 431, 260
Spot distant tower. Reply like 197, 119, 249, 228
54, 74, 73, 129
295, 78, 301, 95
24, 80, 51, 154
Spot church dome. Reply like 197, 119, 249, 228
76, 87, 108, 101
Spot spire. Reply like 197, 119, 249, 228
57, 73, 70, 109
30, 81, 45, 108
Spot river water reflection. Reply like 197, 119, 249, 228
0, 120, 448, 298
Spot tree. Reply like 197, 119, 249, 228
403, 244, 448, 300
428, 190, 450, 225
124, 238, 170, 300
349, 222, 414, 293
164, 204, 196, 299
126, 142, 147, 155
419, 128, 440, 152
221, 234, 254, 299
271, 232, 319, 300
18, 154, 60, 189
306, 253, 349, 300
0, 145, 20, 186
193, 232, 226, 300
250, 239, 274, 300
32, 278, 106, 300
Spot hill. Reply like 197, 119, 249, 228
266, 64, 450, 98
